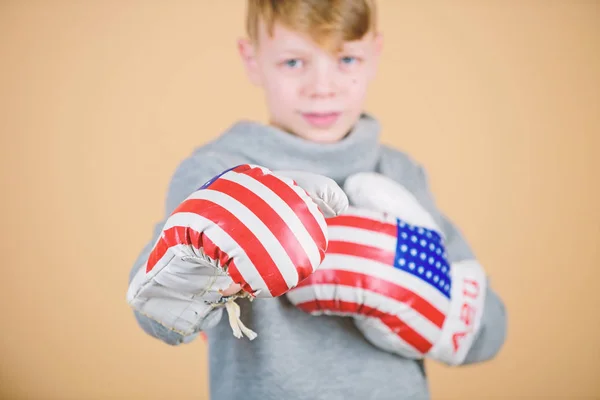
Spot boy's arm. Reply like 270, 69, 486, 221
379, 147, 506, 364
127, 150, 240, 346
434, 206, 507, 364
411, 164, 508, 365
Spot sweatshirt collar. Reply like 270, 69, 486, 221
214, 113, 382, 184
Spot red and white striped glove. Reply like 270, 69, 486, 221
286, 173, 486, 365
127, 164, 348, 340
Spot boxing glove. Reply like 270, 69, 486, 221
127, 164, 348, 340
286, 172, 486, 365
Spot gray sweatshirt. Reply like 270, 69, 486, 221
128, 113, 507, 400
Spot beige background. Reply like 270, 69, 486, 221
1, 1, 599, 399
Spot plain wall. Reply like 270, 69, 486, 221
1, 1, 599, 399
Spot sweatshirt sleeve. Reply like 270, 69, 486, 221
413, 164, 507, 365
380, 148, 507, 364
127, 149, 244, 346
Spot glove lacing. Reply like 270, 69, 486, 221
196, 247, 259, 340
218, 291, 258, 340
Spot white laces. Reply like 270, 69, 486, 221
224, 297, 257, 340
215, 290, 257, 340
202, 250, 258, 340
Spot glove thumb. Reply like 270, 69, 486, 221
343, 172, 441, 233
274, 171, 349, 218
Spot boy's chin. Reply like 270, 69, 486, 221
269, 115, 356, 143
282, 120, 353, 144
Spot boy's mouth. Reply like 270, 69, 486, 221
300, 112, 341, 128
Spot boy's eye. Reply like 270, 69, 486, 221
340, 56, 358, 65
283, 59, 303, 68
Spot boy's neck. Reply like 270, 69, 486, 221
218, 113, 382, 185
266, 120, 354, 144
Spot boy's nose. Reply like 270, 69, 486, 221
303, 64, 339, 99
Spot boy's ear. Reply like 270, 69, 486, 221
237, 38, 262, 86
368, 32, 384, 80
374, 32, 384, 56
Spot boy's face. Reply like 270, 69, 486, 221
238, 22, 383, 143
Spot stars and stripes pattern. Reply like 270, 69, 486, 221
146, 164, 328, 298
287, 206, 452, 357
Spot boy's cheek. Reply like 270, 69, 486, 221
266, 83, 300, 108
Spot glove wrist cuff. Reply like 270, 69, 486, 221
428, 259, 487, 365
131, 295, 223, 336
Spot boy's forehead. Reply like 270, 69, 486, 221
259, 23, 308, 47
258, 21, 372, 53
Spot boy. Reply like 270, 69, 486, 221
127, 1, 507, 399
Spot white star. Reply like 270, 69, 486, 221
411, 235, 418, 243
409, 262, 415, 270
420, 239, 427, 247
418, 228, 425, 234
426, 271, 432, 278
398, 258, 406, 266
418, 266, 424, 274
401, 245, 408, 252
420, 253, 427, 260
445, 284, 450, 292
428, 257, 434, 264
429, 243, 435, 251
401, 232, 408, 239
434, 275, 439, 282
410, 249, 417, 256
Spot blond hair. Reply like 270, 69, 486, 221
246, 0, 377, 53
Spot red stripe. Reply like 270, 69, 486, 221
146, 224, 234, 273
195, 234, 244, 295
232, 164, 254, 174
326, 240, 395, 265
296, 299, 432, 354
147, 236, 170, 273
147, 198, 288, 297
295, 269, 446, 328
328, 215, 397, 237
207, 177, 314, 282
242, 167, 328, 269
201, 234, 231, 269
